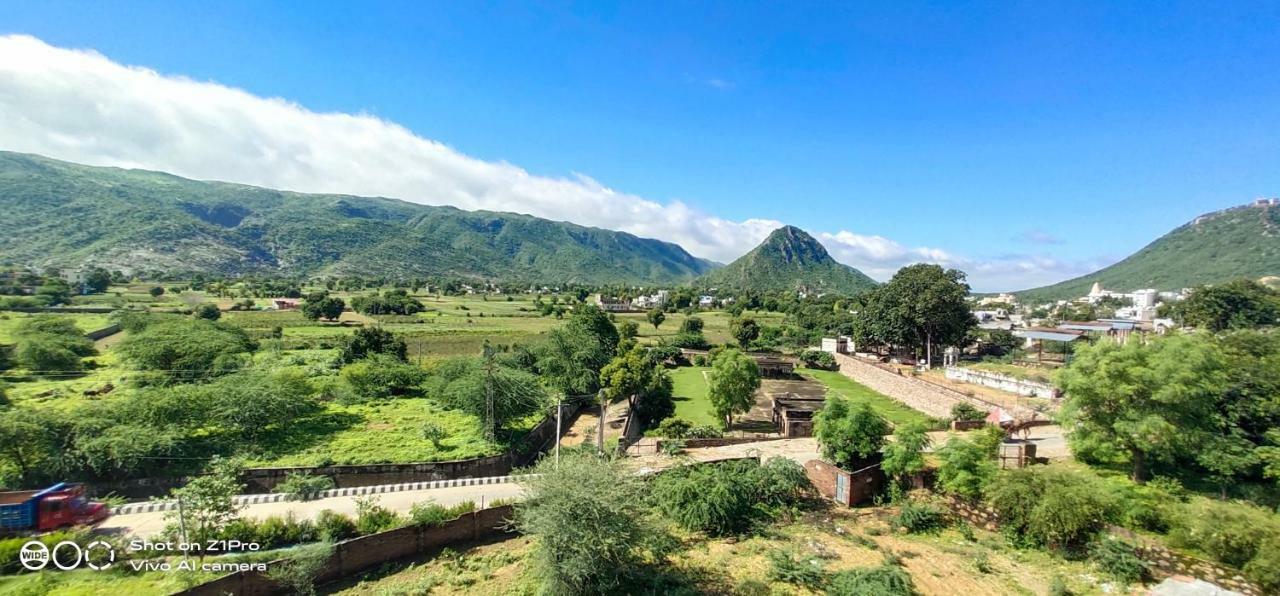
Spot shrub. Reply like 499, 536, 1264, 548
1168, 499, 1280, 569
800, 349, 837, 370
894, 500, 945, 534
266, 541, 335, 596
1244, 539, 1280, 593
660, 439, 685, 456
1088, 537, 1147, 584
935, 437, 996, 500
767, 549, 826, 589
950, 402, 987, 422
650, 457, 811, 536
986, 466, 1118, 554
813, 397, 890, 469
315, 509, 357, 542
825, 562, 915, 596
654, 417, 692, 438
686, 424, 722, 438
274, 472, 335, 500
340, 354, 427, 399
355, 496, 403, 534
409, 500, 476, 527
421, 421, 446, 447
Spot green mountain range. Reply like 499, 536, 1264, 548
1015, 201, 1280, 303
0, 152, 718, 284
698, 225, 878, 294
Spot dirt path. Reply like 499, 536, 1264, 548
558, 398, 631, 447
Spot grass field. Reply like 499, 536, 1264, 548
0, 312, 114, 343
670, 366, 719, 427
667, 366, 932, 430
800, 369, 933, 427
331, 504, 1101, 596
248, 398, 514, 467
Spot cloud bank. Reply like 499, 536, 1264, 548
0, 35, 1092, 291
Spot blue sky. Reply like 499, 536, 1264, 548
2, 1, 1279, 291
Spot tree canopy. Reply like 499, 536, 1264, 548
707, 349, 760, 428
813, 397, 890, 469
853, 264, 974, 364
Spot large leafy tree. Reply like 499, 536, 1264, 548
730, 317, 760, 349
337, 326, 407, 365
301, 292, 345, 322
645, 308, 665, 330
1177, 279, 1280, 331
599, 345, 673, 427
536, 305, 619, 396
11, 317, 96, 374
707, 348, 760, 428
813, 397, 890, 469
853, 264, 975, 365
428, 355, 549, 438
1058, 333, 1226, 482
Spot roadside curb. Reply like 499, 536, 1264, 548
111, 473, 537, 515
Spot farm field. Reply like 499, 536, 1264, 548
329, 504, 1103, 596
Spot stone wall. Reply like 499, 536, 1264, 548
941, 496, 1265, 595
178, 505, 515, 596
84, 323, 122, 340
832, 353, 990, 419
944, 366, 1057, 398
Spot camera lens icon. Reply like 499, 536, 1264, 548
19, 541, 50, 571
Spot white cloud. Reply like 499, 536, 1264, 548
0, 34, 1092, 291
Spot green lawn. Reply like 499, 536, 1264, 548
669, 366, 719, 427
799, 369, 934, 427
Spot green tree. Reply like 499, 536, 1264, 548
0, 408, 59, 487
1058, 334, 1226, 482
935, 436, 997, 499
646, 308, 665, 330
881, 421, 932, 491
193, 303, 222, 321
679, 316, 704, 334
600, 345, 673, 427
536, 305, 618, 396
301, 294, 345, 321
165, 456, 243, 545
148, 286, 165, 298
617, 320, 639, 341
813, 397, 890, 469
513, 450, 668, 595
1179, 279, 1280, 331
116, 318, 255, 384
707, 349, 761, 428
428, 355, 549, 438
730, 317, 760, 348
337, 326, 407, 365
855, 264, 975, 365
12, 317, 96, 374
84, 268, 111, 293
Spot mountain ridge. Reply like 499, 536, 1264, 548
698, 225, 878, 294
0, 151, 718, 284
1014, 200, 1280, 302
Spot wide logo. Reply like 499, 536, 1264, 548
18, 540, 115, 571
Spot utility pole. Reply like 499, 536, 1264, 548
555, 393, 563, 467
482, 341, 496, 443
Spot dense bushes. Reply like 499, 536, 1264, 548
894, 499, 945, 534
1168, 499, 1280, 575
11, 317, 96, 373
950, 402, 987, 422
800, 349, 837, 370
409, 500, 476, 527
649, 457, 811, 536
986, 466, 1118, 553
825, 562, 916, 596
934, 436, 996, 500
273, 472, 335, 500
340, 354, 427, 399
116, 318, 256, 383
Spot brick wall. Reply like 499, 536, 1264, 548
804, 459, 885, 507
179, 505, 517, 596
941, 496, 1265, 595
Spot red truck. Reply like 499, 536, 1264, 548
0, 483, 110, 534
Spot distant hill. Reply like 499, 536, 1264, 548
698, 225, 877, 294
1015, 201, 1280, 303
0, 152, 718, 284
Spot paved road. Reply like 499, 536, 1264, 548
99, 483, 525, 538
